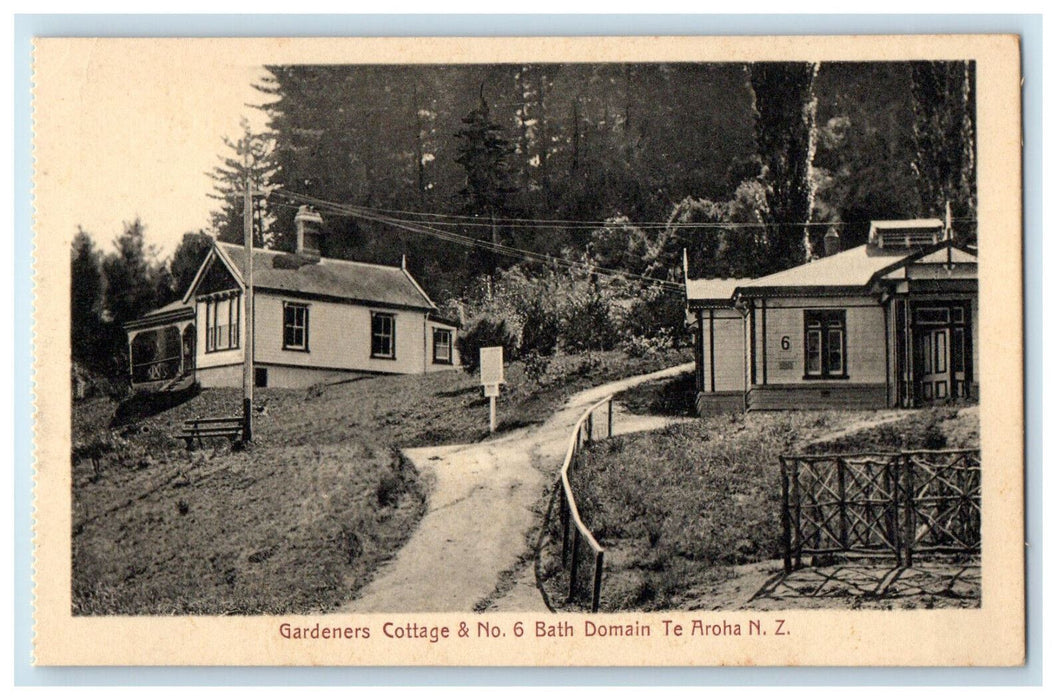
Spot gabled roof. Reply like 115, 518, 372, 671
684, 240, 977, 305
184, 242, 437, 311
737, 244, 911, 292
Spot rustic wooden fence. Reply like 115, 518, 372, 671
779, 449, 980, 572
546, 395, 615, 612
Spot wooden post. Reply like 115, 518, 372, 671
780, 457, 792, 573
837, 457, 848, 551
242, 164, 254, 443
791, 459, 802, 571
587, 412, 594, 444
489, 394, 496, 433
560, 496, 570, 566
904, 297, 914, 407
903, 454, 915, 567
568, 529, 581, 602
607, 399, 614, 438
592, 551, 604, 613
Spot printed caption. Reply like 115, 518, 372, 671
276, 618, 791, 644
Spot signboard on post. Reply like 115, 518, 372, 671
479, 346, 505, 386
480, 347, 505, 432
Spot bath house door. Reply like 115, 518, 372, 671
919, 327, 951, 402
913, 303, 970, 404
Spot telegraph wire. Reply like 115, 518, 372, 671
271, 188, 686, 294
265, 195, 977, 231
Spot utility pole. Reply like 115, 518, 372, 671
945, 201, 953, 269
489, 208, 498, 301
242, 155, 254, 443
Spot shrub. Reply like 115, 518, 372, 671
619, 333, 674, 358
624, 287, 688, 348
518, 300, 562, 358
560, 290, 618, 352
522, 352, 552, 385
455, 315, 518, 374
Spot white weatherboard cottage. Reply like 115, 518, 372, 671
685, 219, 978, 414
125, 207, 459, 391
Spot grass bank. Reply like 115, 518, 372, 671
73, 443, 424, 615
563, 407, 979, 611
72, 348, 688, 614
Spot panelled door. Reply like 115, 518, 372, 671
919, 327, 951, 401
912, 303, 970, 404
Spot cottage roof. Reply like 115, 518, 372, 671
123, 299, 194, 331
142, 299, 194, 318
209, 242, 437, 311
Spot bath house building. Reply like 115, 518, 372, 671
124, 207, 460, 391
684, 219, 978, 413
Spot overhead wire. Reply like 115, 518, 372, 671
271, 188, 686, 294
264, 195, 976, 231
265, 187, 975, 295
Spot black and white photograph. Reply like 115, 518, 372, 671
32, 35, 1024, 666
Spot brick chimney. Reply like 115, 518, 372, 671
295, 206, 324, 261
824, 228, 840, 257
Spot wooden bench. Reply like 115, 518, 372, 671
177, 416, 245, 450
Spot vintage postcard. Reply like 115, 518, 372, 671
32, 35, 1024, 666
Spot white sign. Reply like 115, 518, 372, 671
479, 346, 505, 385
483, 384, 500, 398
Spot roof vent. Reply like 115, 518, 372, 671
868, 219, 945, 250
295, 205, 325, 261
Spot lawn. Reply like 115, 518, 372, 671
560, 406, 979, 612
71, 348, 689, 614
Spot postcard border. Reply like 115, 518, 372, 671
16, 12, 1044, 685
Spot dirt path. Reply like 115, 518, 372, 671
340, 362, 695, 613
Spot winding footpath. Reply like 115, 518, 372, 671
340, 362, 695, 613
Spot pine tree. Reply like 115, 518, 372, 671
102, 219, 159, 324
454, 92, 514, 217
168, 230, 214, 299
99, 219, 165, 376
910, 61, 977, 239
70, 227, 104, 366
454, 92, 515, 292
207, 118, 275, 247
748, 62, 820, 271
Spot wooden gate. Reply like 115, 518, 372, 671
779, 449, 980, 572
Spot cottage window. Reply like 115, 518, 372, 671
804, 310, 846, 378
204, 294, 239, 353
283, 302, 309, 351
371, 312, 396, 359
433, 328, 453, 364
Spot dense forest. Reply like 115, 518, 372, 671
73, 60, 976, 387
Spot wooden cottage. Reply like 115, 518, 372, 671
685, 219, 978, 413
125, 207, 460, 391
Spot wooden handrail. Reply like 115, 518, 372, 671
558, 395, 612, 557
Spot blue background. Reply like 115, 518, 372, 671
13, 12, 1043, 686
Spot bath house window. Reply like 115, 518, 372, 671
371, 312, 396, 359
804, 310, 846, 378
